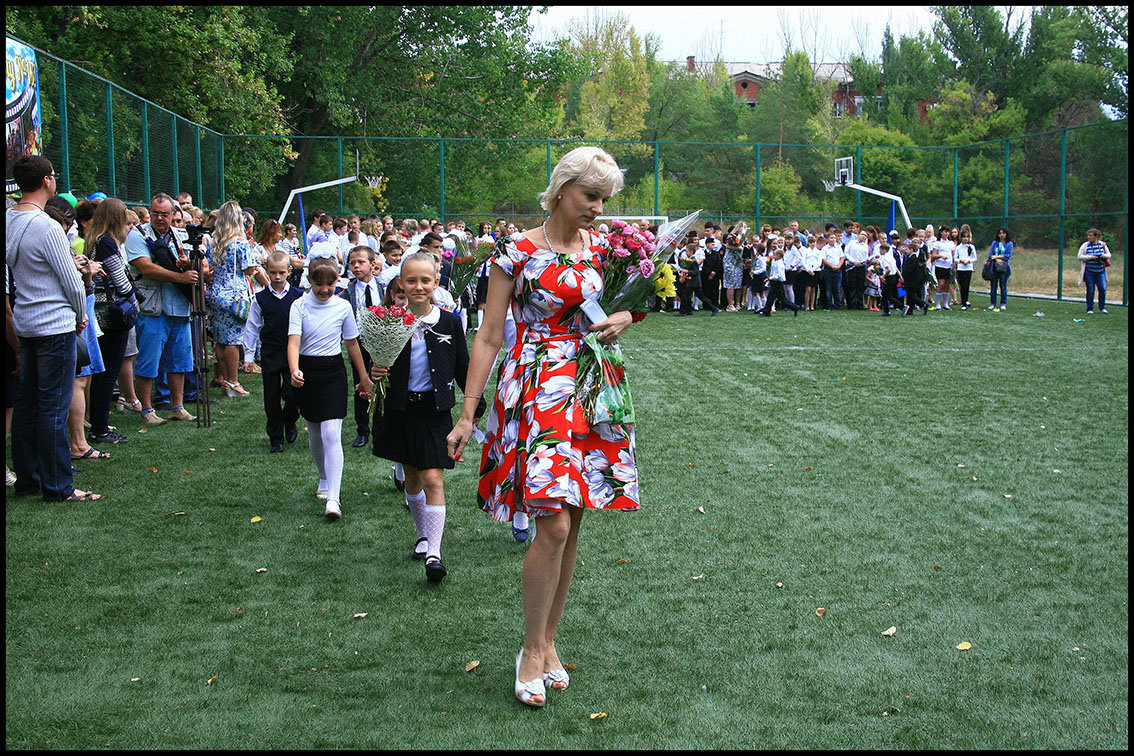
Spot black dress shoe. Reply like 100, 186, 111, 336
351, 433, 369, 448
425, 556, 448, 583
285, 426, 298, 443
270, 442, 285, 453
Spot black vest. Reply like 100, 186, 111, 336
255, 286, 303, 352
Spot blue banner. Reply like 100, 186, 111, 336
6, 37, 43, 194
886, 200, 897, 236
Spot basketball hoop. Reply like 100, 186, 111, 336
360, 174, 383, 189
822, 178, 838, 193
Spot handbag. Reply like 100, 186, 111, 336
981, 259, 995, 281
228, 290, 252, 320
93, 277, 138, 333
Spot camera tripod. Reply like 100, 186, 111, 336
187, 240, 212, 428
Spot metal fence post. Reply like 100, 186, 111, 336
653, 141, 660, 217
754, 143, 761, 230
171, 115, 179, 198
141, 102, 150, 201
195, 125, 203, 208
58, 62, 70, 192
953, 148, 958, 223
546, 139, 552, 187
218, 136, 225, 204
337, 137, 344, 213
439, 137, 446, 222
1003, 139, 1010, 225
1057, 129, 1067, 300
105, 84, 116, 197
855, 145, 862, 221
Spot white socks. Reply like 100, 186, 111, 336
307, 418, 344, 502
422, 504, 446, 560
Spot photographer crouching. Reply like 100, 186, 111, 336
124, 193, 212, 426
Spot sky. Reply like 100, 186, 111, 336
528, 6, 958, 63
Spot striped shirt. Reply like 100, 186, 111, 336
5, 209, 87, 338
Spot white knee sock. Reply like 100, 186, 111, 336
423, 504, 446, 560
308, 421, 327, 490
319, 418, 343, 501
405, 489, 428, 549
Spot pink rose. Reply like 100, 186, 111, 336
608, 233, 624, 247
624, 235, 642, 251
611, 245, 631, 258
642, 241, 656, 255
638, 259, 655, 277
611, 219, 628, 231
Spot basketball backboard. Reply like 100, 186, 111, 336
835, 156, 854, 186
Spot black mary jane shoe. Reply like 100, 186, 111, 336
425, 556, 448, 583
412, 537, 429, 561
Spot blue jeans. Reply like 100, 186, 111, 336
989, 268, 1010, 306
1084, 268, 1107, 311
12, 331, 78, 500
824, 269, 843, 309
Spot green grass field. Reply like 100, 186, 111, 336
5, 299, 1128, 749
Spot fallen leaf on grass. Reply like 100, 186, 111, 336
137, 428, 147, 434
250, 516, 262, 523
255, 568, 267, 573
882, 626, 897, 637
955, 642, 972, 650
353, 613, 368, 619
206, 675, 218, 685
564, 664, 577, 670
208, 448, 216, 452
697, 506, 706, 514
692, 574, 704, 580
775, 582, 784, 588
590, 712, 607, 720
815, 608, 826, 617
464, 660, 480, 672
170, 511, 185, 516
183, 471, 193, 475
149, 467, 157, 473
615, 559, 628, 564
130, 677, 141, 682
1003, 494, 1013, 499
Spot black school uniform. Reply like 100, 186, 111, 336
371, 308, 486, 470
250, 285, 304, 444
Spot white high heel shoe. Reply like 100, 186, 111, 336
515, 649, 546, 708
543, 667, 569, 691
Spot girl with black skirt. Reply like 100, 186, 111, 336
288, 258, 374, 520
370, 252, 484, 583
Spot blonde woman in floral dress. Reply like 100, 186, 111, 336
447, 146, 640, 708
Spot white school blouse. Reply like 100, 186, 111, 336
932, 239, 955, 268
954, 242, 976, 271
801, 247, 823, 273
408, 305, 442, 392
288, 293, 358, 357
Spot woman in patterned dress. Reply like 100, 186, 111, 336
206, 201, 257, 397
447, 146, 639, 708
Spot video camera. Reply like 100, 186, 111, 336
184, 223, 210, 257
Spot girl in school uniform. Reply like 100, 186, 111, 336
288, 257, 375, 520
370, 252, 484, 583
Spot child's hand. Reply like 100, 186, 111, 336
369, 364, 389, 381
243, 362, 254, 373
356, 375, 375, 397
291, 369, 304, 388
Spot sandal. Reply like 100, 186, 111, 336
72, 448, 110, 460
514, 649, 546, 708
543, 668, 570, 691
64, 489, 104, 501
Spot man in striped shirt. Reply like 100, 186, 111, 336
6, 155, 102, 502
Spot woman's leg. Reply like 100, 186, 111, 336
541, 504, 584, 683
69, 376, 91, 456
517, 502, 578, 695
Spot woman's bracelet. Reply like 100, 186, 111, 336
463, 394, 482, 401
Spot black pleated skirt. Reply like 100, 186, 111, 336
295, 354, 347, 422
372, 391, 454, 470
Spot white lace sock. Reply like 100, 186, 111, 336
405, 489, 428, 546
308, 420, 327, 488
423, 504, 446, 560
316, 418, 343, 502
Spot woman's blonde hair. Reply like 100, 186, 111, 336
85, 198, 129, 249
212, 200, 245, 251
538, 146, 624, 213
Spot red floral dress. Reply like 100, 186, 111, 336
478, 232, 640, 521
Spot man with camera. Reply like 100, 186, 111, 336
125, 193, 211, 425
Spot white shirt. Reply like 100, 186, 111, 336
288, 293, 358, 357
844, 241, 870, 265
242, 285, 295, 355
878, 250, 899, 277
376, 262, 401, 299
768, 257, 787, 282
408, 305, 442, 391
954, 242, 976, 271
801, 247, 823, 273
932, 239, 956, 268
352, 277, 381, 315
822, 244, 845, 269
783, 245, 803, 271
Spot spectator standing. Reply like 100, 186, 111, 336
125, 193, 203, 425
86, 199, 138, 445
987, 227, 1013, 312
206, 201, 257, 398
6, 155, 101, 501
954, 229, 977, 309
821, 232, 845, 311
1077, 228, 1111, 314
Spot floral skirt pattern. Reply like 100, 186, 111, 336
477, 327, 639, 522
722, 252, 743, 289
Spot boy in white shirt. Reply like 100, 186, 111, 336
758, 247, 800, 316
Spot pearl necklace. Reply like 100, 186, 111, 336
542, 222, 582, 257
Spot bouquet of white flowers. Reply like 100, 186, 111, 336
357, 304, 417, 413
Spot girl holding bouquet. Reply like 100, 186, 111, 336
369, 253, 483, 583
446, 146, 642, 708
288, 258, 375, 520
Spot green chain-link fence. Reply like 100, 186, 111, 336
13, 36, 1128, 304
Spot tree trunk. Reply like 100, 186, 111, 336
288, 103, 331, 189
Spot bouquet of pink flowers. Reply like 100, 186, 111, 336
357, 304, 417, 413
578, 210, 702, 326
